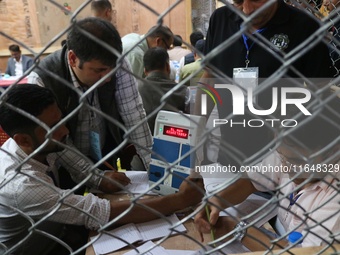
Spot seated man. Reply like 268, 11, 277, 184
195, 90, 339, 250
139, 47, 189, 134
5, 44, 34, 77
0, 84, 204, 255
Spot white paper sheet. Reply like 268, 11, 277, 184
91, 214, 186, 254
137, 214, 186, 241
219, 193, 278, 228
120, 171, 150, 194
123, 241, 169, 255
91, 223, 142, 255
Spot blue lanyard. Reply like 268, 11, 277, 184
289, 192, 302, 206
242, 28, 266, 67
284, 191, 302, 222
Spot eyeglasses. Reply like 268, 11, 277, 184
276, 148, 319, 173
276, 148, 333, 170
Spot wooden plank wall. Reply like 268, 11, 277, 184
0, 0, 190, 72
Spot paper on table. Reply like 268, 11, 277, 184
123, 241, 169, 255
166, 250, 196, 255
123, 241, 196, 255
91, 214, 186, 254
200, 163, 277, 228
219, 193, 278, 228
193, 241, 250, 254
137, 214, 186, 241
199, 163, 239, 194
117, 171, 151, 194
91, 224, 142, 255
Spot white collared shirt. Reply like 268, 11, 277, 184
248, 152, 340, 247
14, 56, 23, 77
0, 138, 110, 250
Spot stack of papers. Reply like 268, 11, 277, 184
123, 241, 196, 255
121, 240, 250, 255
91, 214, 186, 254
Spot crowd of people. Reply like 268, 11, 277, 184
0, 0, 339, 254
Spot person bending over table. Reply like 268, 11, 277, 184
0, 84, 205, 255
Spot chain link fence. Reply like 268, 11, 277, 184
0, 0, 339, 254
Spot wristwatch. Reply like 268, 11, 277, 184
233, 221, 248, 241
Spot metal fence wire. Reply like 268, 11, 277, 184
0, 0, 339, 254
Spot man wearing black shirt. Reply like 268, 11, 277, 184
195, 0, 333, 167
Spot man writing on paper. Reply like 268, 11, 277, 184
28, 17, 153, 194
195, 90, 340, 250
0, 84, 205, 255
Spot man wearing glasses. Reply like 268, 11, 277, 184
122, 25, 174, 79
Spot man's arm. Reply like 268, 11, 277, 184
193, 70, 215, 117
212, 217, 287, 251
5, 58, 12, 76
56, 140, 130, 193
194, 178, 257, 237
28, 73, 131, 192
194, 178, 287, 251
125, 49, 145, 79
115, 59, 153, 170
25, 56, 35, 70
109, 177, 205, 224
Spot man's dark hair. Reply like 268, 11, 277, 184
0, 84, 56, 137
61, 39, 67, 47
173, 35, 183, 47
194, 39, 205, 54
8, 44, 20, 52
67, 17, 122, 68
143, 47, 169, 72
91, 0, 112, 11
190, 31, 204, 46
147, 25, 173, 42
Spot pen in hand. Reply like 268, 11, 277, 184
103, 161, 118, 172
205, 205, 216, 247
103, 161, 131, 185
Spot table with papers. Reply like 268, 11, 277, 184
85, 197, 209, 255
85, 171, 211, 255
85, 167, 340, 255
85, 168, 273, 255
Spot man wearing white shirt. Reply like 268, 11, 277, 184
5, 44, 34, 77
195, 90, 340, 250
0, 84, 204, 255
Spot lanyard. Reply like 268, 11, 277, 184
284, 191, 302, 222
242, 28, 266, 68
289, 192, 302, 206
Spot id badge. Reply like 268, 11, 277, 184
90, 130, 102, 161
233, 67, 259, 102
